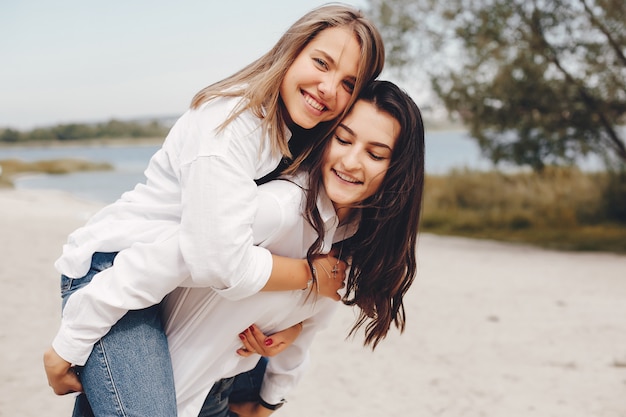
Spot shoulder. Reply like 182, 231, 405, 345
189, 96, 256, 131
165, 96, 254, 146
254, 177, 307, 242
259, 172, 308, 201
168, 95, 275, 170
258, 178, 305, 212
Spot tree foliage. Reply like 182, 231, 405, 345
367, 0, 626, 170
0, 119, 170, 144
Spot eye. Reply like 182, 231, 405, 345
342, 80, 355, 93
313, 57, 328, 70
334, 134, 350, 145
368, 152, 386, 161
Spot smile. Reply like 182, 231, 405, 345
334, 169, 361, 184
303, 92, 326, 112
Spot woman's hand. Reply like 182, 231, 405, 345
229, 401, 274, 417
311, 250, 347, 301
237, 323, 303, 357
43, 346, 83, 395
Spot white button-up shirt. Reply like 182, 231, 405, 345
163, 173, 357, 417
56, 95, 284, 292
53, 96, 288, 365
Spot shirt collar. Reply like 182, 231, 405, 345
316, 178, 359, 244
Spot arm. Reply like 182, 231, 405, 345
229, 321, 316, 417
178, 155, 347, 300
250, 182, 347, 300
50, 233, 188, 364
45, 234, 190, 395
43, 347, 82, 395
237, 323, 303, 357
265, 253, 347, 301
176, 104, 347, 301
259, 302, 339, 406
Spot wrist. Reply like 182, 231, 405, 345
303, 260, 316, 291
259, 397, 285, 411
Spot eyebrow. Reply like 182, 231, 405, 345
314, 49, 357, 84
337, 123, 394, 151
338, 122, 355, 136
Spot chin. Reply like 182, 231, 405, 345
294, 116, 317, 130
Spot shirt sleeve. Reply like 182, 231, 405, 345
258, 302, 339, 404
177, 108, 278, 301
52, 232, 189, 365
253, 187, 290, 246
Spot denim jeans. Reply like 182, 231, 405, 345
198, 357, 268, 417
61, 252, 177, 417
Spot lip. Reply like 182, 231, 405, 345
302, 90, 328, 114
333, 168, 362, 185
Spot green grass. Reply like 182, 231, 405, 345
421, 167, 626, 253
0, 158, 113, 187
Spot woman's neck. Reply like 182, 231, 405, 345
335, 206, 354, 225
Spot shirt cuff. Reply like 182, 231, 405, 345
51, 325, 93, 366
211, 246, 273, 301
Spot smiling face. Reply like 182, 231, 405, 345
279, 26, 360, 130
321, 100, 400, 220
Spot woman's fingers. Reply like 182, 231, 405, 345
236, 323, 304, 357
237, 324, 271, 356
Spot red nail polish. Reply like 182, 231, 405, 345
239, 334, 245, 340
264, 338, 273, 346
249, 325, 254, 332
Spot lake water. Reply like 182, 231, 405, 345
0, 131, 516, 204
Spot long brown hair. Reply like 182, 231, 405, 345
301, 80, 425, 349
190, 4, 385, 167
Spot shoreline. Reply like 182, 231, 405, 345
2, 188, 625, 416
0, 136, 165, 149
0, 120, 468, 150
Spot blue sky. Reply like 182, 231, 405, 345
1, 1, 370, 129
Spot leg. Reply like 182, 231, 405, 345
76, 305, 177, 416
62, 253, 177, 417
198, 358, 267, 417
229, 357, 267, 404
72, 394, 95, 417
197, 377, 236, 417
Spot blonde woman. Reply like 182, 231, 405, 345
44, 5, 384, 417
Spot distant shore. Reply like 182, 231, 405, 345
0, 117, 467, 149
0, 136, 165, 149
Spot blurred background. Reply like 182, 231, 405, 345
1, 2, 625, 417
1, 0, 625, 251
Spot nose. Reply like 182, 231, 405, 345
340, 147, 361, 171
318, 72, 337, 101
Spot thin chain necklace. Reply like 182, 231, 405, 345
331, 223, 348, 276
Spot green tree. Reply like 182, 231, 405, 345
52, 123, 97, 141
27, 128, 56, 141
367, 0, 626, 170
0, 128, 22, 142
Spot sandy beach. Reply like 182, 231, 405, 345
1, 188, 625, 417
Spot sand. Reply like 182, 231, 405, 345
1, 188, 625, 417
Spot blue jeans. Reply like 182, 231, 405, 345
61, 252, 177, 417
198, 357, 268, 417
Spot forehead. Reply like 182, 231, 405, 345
305, 26, 360, 70
341, 100, 399, 147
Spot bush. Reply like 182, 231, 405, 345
602, 170, 626, 224
421, 167, 626, 252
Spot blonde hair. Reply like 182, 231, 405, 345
190, 4, 385, 163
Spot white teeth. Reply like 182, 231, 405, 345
336, 170, 360, 183
304, 94, 325, 111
